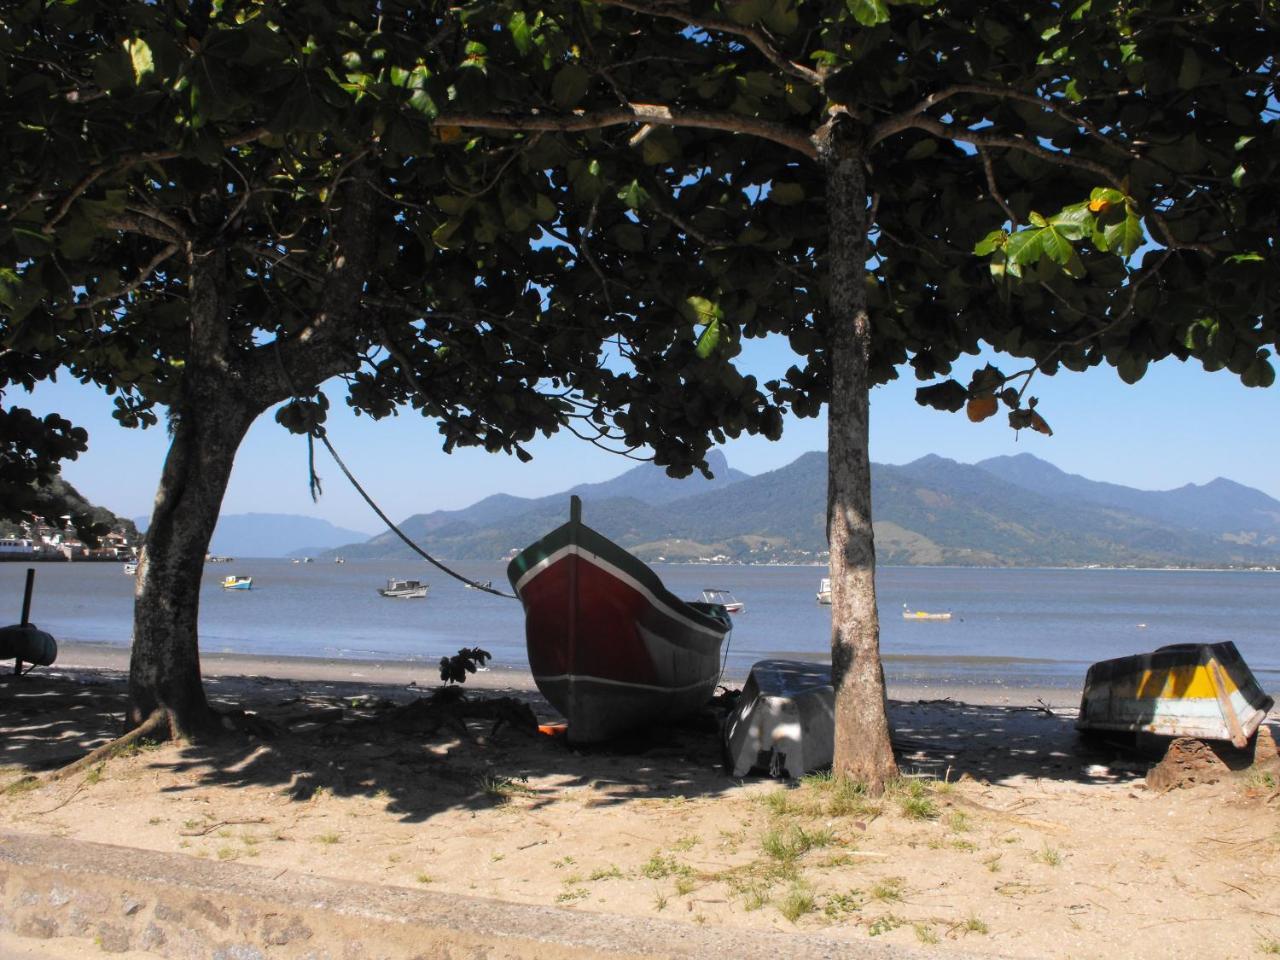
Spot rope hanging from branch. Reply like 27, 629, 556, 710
315, 429, 516, 600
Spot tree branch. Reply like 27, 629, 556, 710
597, 0, 824, 88
83, 243, 180, 308
441, 104, 817, 159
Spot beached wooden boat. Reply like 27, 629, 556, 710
1077, 642, 1274, 748
725, 659, 834, 779
0, 622, 57, 670
507, 496, 732, 743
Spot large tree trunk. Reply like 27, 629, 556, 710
128, 377, 260, 736
822, 133, 898, 792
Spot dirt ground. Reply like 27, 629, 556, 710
3, 666, 1279, 960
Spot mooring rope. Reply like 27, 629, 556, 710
315, 429, 517, 600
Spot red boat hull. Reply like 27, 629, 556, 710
508, 499, 730, 742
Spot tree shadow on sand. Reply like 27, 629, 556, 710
4, 670, 1266, 824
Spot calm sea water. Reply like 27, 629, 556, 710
2, 560, 1277, 692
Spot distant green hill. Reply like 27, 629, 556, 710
324, 453, 1280, 569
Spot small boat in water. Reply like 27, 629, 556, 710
508, 496, 732, 743
816, 578, 831, 604
465, 579, 494, 590
701, 588, 745, 614
123, 561, 138, 576
221, 575, 253, 590
378, 577, 429, 599
903, 604, 951, 621
1077, 642, 1274, 749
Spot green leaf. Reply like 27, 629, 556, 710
533, 194, 556, 222
1040, 227, 1072, 265
408, 89, 438, 117
1028, 211, 1047, 228
617, 180, 649, 210
694, 317, 722, 358
1232, 163, 1246, 188
1226, 252, 1264, 264
1004, 228, 1045, 266
846, 0, 890, 26
973, 229, 1007, 256
1103, 208, 1144, 258
769, 182, 805, 205
551, 64, 590, 108
681, 296, 723, 327
124, 38, 154, 84
509, 11, 533, 55
1049, 202, 1093, 241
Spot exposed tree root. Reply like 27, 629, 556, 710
41, 708, 169, 784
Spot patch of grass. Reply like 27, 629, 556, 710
83, 763, 105, 786
1256, 936, 1280, 955
950, 838, 977, 852
736, 880, 771, 912
588, 865, 623, 881
674, 876, 696, 897
315, 832, 341, 845
672, 834, 700, 852
146, 816, 163, 826
889, 778, 938, 821
652, 892, 668, 912
1246, 769, 1277, 790
761, 824, 833, 863
1034, 844, 1063, 867
761, 788, 793, 817
555, 888, 588, 903
822, 891, 863, 918
947, 811, 971, 833
552, 856, 576, 869
490, 853, 506, 863
478, 773, 533, 804
416, 873, 433, 884
388, 853, 403, 864
983, 854, 1002, 873
870, 876, 906, 903
215, 846, 240, 861
778, 884, 816, 923
867, 913, 905, 937
914, 923, 939, 945
3, 776, 40, 797
962, 915, 989, 935
640, 852, 688, 880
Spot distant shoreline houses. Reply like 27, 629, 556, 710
0, 520, 138, 563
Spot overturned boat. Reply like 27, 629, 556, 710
507, 496, 732, 743
1077, 642, 1274, 749
725, 659, 834, 779
0, 622, 57, 673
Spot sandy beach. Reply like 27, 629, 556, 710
3, 652, 1279, 959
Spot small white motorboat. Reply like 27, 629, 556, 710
221, 575, 253, 590
700, 588, 744, 614
378, 577, 429, 599
816, 577, 831, 604
123, 561, 138, 576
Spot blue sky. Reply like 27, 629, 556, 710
16, 338, 1280, 533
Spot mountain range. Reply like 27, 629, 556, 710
134, 512, 372, 559
319, 451, 1280, 569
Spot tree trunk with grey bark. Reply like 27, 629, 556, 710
820, 128, 899, 793
128, 374, 260, 736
